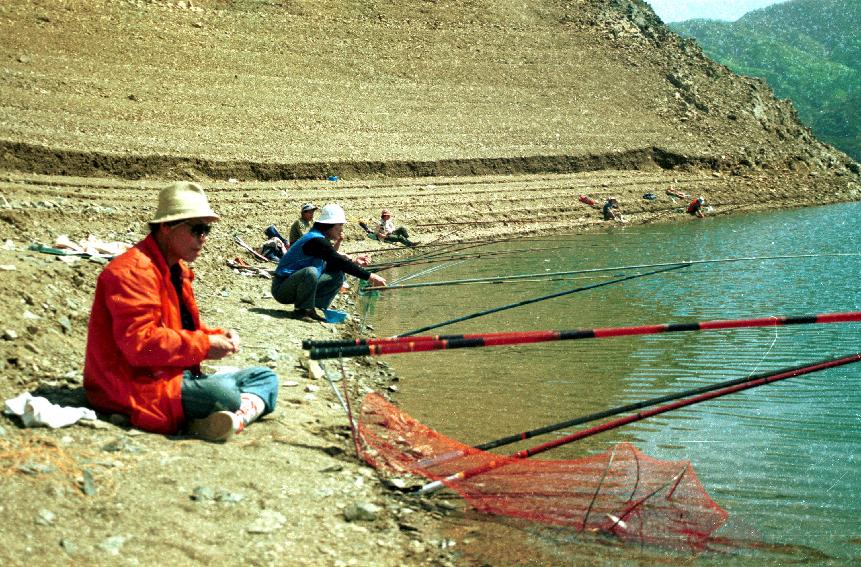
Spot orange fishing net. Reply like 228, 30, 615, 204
358, 392, 728, 549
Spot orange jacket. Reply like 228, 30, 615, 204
84, 235, 224, 433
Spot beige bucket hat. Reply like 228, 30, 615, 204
150, 182, 220, 224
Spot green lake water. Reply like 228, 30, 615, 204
366, 202, 861, 565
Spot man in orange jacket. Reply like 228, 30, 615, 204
84, 182, 278, 441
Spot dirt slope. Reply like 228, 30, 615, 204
0, 0, 858, 180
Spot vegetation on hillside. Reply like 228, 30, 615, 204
670, 0, 860, 161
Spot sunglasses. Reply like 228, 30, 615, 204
172, 221, 213, 237
188, 223, 213, 237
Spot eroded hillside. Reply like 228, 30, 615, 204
0, 0, 857, 182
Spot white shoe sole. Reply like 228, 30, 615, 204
188, 411, 237, 442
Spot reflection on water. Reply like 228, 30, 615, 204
369, 202, 861, 564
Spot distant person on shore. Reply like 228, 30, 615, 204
602, 197, 624, 221
687, 196, 706, 218
84, 182, 279, 442
272, 203, 386, 322
375, 208, 417, 247
289, 203, 317, 246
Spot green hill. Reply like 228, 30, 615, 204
670, 0, 861, 161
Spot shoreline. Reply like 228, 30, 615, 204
0, 168, 859, 565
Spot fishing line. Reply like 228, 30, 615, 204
390, 260, 468, 286
377, 253, 861, 291
396, 264, 688, 338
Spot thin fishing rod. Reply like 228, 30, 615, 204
365, 240, 488, 274
366, 233, 552, 268
360, 235, 574, 269
369, 239, 511, 272
417, 351, 861, 494
347, 230, 462, 256
397, 263, 686, 338
472, 351, 861, 452
413, 216, 578, 226
306, 310, 861, 357
376, 253, 861, 291
368, 245, 574, 270
312, 264, 686, 357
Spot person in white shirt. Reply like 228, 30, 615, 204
375, 208, 416, 247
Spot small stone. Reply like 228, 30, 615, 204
101, 438, 143, 453
18, 462, 55, 475
79, 469, 97, 496
79, 419, 110, 430
60, 538, 78, 553
408, 540, 426, 554
305, 384, 320, 393
35, 508, 56, 526
97, 535, 128, 555
260, 349, 280, 363
343, 502, 380, 522
247, 510, 286, 534
58, 316, 72, 334
191, 486, 215, 501
2, 329, 17, 340
0, 264, 15, 271
382, 477, 408, 491
214, 490, 245, 504
108, 413, 129, 425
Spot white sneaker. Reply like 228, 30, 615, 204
188, 411, 239, 442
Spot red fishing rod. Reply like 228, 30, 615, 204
417, 351, 861, 493
307, 310, 861, 358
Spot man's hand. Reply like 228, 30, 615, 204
225, 329, 241, 351
207, 334, 238, 360
355, 253, 371, 267
368, 273, 387, 288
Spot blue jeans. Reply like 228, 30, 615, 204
271, 266, 344, 310
181, 367, 279, 419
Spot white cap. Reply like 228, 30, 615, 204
317, 203, 346, 225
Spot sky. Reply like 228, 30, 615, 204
647, 0, 789, 23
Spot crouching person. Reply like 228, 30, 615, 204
84, 182, 278, 442
272, 203, 386, 321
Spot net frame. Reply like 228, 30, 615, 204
358, 392, 728, 549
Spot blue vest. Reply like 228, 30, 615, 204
275, 229, 326, 278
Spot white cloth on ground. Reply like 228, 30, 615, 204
4, 392, 97, 428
